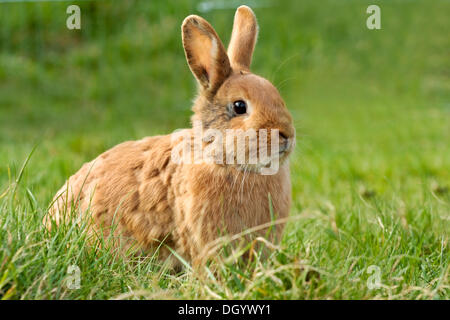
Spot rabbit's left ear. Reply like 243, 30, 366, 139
227, 6, 259, 71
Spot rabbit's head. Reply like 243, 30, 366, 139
182, 6, 295, 173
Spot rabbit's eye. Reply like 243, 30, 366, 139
233, 100, 247, 115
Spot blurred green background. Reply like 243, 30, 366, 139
0, 0, 448, 299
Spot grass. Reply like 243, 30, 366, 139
0, 0, 449, 299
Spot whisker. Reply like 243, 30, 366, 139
269, 53, 301, 85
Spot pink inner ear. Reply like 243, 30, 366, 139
188, 27, 213, 82
183, 16, 232, 93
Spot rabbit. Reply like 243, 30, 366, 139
47, 6, 295, 267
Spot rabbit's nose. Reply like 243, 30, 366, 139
278, 132, 291, 153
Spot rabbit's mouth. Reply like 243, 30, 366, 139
233, 149, 292, 175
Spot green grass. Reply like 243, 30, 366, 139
0, 0, 449, 299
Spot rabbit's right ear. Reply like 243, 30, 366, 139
182, 15, 232, 95
227, 6, 258, 71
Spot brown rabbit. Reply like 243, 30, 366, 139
47, 6, 295, 267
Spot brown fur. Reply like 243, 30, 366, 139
47, 6, 295, 267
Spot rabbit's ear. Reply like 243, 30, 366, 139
227, 6, 258, 70
182, 15, 231, 94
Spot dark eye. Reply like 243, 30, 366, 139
233, 100, 247, 115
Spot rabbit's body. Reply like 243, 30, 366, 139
51, 131, 291, 265
48, 6, 295, 266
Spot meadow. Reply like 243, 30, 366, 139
0, 0, 448, 299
